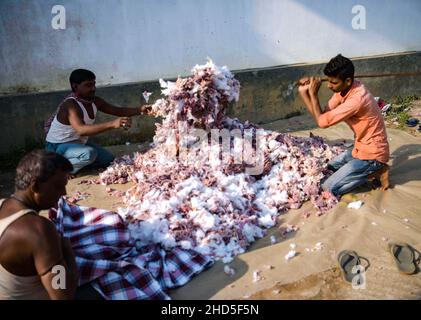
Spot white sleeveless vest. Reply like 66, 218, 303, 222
46, 97, 97, 144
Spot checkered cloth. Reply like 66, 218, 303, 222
49, 199, 213, 300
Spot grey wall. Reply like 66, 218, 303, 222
1, 0, 421, 95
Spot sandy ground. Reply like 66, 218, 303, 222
1, 115, 420, 300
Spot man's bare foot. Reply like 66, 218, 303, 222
368, 165, 390, 191
378, 165, 390, 190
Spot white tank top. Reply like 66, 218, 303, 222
46, 97, 97, 144
0, 199, 50, 300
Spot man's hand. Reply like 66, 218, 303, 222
139, 104, 153, 115
309, 77, 322, 95
297, 77, 310, 87
112, 117, 131, 129
298, 82, 310, 94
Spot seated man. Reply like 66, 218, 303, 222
0, 150, 78, 299
298, 54, 390, 197
45, 69, 152, 174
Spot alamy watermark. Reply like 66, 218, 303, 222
51, 5, 66, 30
351, 265, 366, 290
352, 4, 366, 30
164, 121, 266, 175
51, 264, 66, 289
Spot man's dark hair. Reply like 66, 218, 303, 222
15, 150, 73, 191
323, 54, 355, 81
69, 69, 96, 92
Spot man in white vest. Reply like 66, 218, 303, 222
45, 69, 152, 174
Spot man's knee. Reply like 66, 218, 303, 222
321, 173, 343, 196
80, 147, 98, 163
321, 180, 334, 194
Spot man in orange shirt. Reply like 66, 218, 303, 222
298, 54, 390, 197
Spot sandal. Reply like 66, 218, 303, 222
388, 242, 420, 275
337, 250, 370, 283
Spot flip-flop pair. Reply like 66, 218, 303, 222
337, 243, 420, 283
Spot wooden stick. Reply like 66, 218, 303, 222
295, 71, 421, 86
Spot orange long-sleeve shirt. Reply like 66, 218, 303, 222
317, 81, 390, 164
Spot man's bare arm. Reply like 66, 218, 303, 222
31, 217, 78, 300
308, 77, 325, 126
68, 103, 129, 136
95, 97, 152, 117
298, 84, 316, 119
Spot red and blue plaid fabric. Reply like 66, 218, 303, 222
49, 199, 213, 300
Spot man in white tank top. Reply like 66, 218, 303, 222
45, 69, 152, 174
0, 150, 78, 299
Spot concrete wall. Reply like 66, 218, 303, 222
1, 51, 420, 156
1, 0, 421, 95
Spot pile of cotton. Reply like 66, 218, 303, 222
100, 60, 342, 262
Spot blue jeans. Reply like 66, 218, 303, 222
322, 150, 385, 196
45, 141, 115, 174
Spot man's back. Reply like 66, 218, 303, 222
323, 81, 390, 163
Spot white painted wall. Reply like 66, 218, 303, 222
1, 0, 420, 94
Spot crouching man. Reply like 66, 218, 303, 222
45, 69, 152, 174
297, 54, 390, 197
